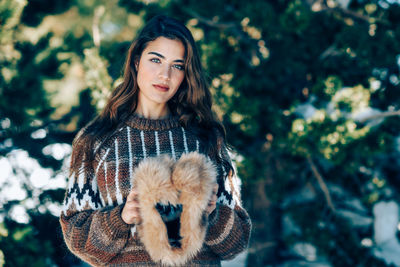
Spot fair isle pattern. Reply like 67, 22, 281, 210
96, 148, 110, 175
226, 149, 243, 207
104, 162, 113, 206
182, 127, 189, 153
228, 171, 242, 207
154, 131, 160, 156
97, 148, 110, 207
131, 225, 137, 237
215, 149, 236, 209
127, 127, 133, 188
62, 169, 101, 215
140, 130, 147, 158
218, 179, 234, 208
60, 114, 251, 266
115, 139, 124, 205
169, 130, 176, 160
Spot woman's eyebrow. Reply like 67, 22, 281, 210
148, 51, 184, 63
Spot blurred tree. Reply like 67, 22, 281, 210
1, 0, 400, 266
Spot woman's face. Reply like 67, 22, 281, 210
136, 37, 185, 111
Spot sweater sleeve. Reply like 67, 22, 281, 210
59, 150, 131, 265
204, 144, 252, 260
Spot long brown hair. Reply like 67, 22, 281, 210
71, 15, 233, 176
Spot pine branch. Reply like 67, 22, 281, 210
302, 0, 389, 25
179, 7, 237, 30
179, 7, 264, 67
92, 6, 105, 47
307, 155, 336, 212
358, 110, 400, 123
247, 241, 277, 254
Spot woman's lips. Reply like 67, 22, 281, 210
153, 84, 169, 91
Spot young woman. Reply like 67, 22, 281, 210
60, 15, 251, 266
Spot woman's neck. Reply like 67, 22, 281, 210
134, 103, 170, 120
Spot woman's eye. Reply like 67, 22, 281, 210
150, 58, 161, 63
174, 64, 184, 71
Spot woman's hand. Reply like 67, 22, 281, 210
121, 188, 142, 225
206, 183, 219, 215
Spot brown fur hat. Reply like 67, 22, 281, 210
132, 152, 217, 266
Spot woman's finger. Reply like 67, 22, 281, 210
126, 189, 138, 202
122, 203, 142, 224
212, 183, 219, 194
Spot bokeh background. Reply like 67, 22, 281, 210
1, 0, 400, 266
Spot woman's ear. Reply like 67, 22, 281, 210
134, 57, 139, 71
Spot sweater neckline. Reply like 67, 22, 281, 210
125, 113, 181, 131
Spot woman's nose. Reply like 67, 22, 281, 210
158, 64, 171, 80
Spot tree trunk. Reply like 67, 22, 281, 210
246, 179, 281, 266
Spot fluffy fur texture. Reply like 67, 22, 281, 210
133, 152, 217, 266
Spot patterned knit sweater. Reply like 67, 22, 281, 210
60, 114, 252, 267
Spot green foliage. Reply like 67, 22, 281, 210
20, 0, 73, 27
280, 0, 312, 34
0, 0, 27, 42
288, 82, 373, 162
286, 202, 388, 266
83, 47, 113, 111
0, 221, 54, 266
